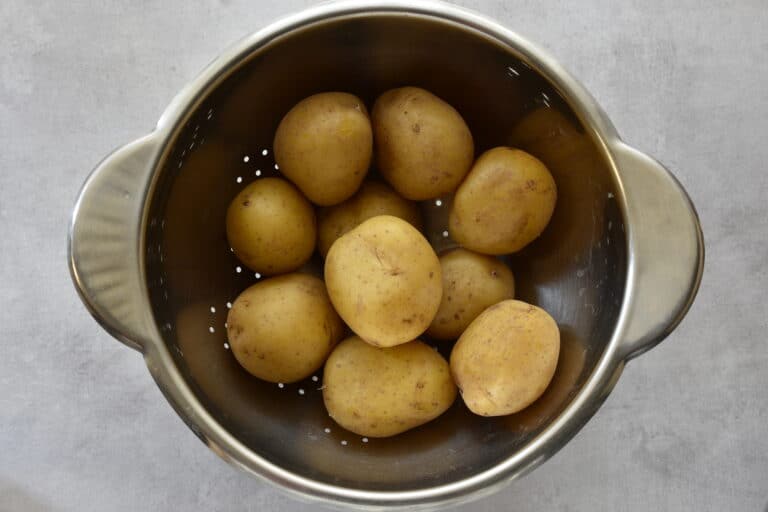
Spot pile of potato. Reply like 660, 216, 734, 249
224, 87, 560, 438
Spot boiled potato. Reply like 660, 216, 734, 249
226, 273, 344, 383
226, 177, 316, 275
451, 300, 560, 416
426, 249, 515, 340
273, 92, 372, 206
449, 147, 557, 254
317, 181, 423, 257
324, 215, 441, 347
372, 86, 474, 200
323, 336, 457, 437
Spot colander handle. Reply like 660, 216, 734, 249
612, 142, 704, 361
68, 134, 161, 352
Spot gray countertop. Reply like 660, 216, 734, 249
1, 1, 766, 510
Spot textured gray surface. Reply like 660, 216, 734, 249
1, 0, 766, 510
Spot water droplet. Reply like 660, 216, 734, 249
224, 342, 229, 349
208, 326, 215, 333
236, 176, 243, 183
243, 155, 250, 163
210, 306, 216, 313
278, 383, 285, 388
255, 170, 261, 176
434, 199, 442, 207
442, 230, 449, 238
298, 388, 305, 395
324, 427, 331, 433
236, 266, 242, 273
311, 376, 319, 382
262, 149, 269, 156
362, 437, 369, 443
226, 302, 232, 309
255, 272, 262, 279
341, 440, 348, 446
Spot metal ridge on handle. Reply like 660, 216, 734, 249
68, 134, 160, 352
611, 142, 704, 361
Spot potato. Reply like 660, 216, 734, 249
323, 336, 457, 437
450, 300, 560, 416
324, 215, 442, 347
317, 181, 423, 257
226, 273, 344, 383
426, 249, 515, 340
372, 86, 474, 200
273, 92, 372, 206
225, 177, 316, 275
449, 147, 557, 254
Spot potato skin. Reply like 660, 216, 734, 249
317, 181, 423, 257
323, 336, 457, 437
226, 274, 344, 383
324, 215, 442, 347
450, 300, 560, 416
427, 249, 515, 340
449, 147, 557, 254
273, 92, 372, 206
372, 87, 474, 200
226, 177, 316, 275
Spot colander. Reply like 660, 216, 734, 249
68, 0, 704, 508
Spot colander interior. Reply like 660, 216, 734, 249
144, 13, 627, 491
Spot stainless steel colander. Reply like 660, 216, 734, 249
68, 1, 704, 508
